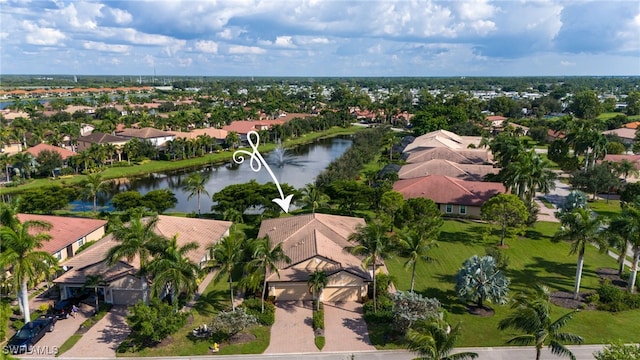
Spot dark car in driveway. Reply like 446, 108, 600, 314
49, 298, 79, 320
4, 315, 57, 354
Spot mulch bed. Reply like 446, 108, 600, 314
228, 332, 256, 345
467, 305, 495, 317
595, 268, 628, 288
549, 291, 596, 310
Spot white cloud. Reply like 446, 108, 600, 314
109, 7, 133, 25
195, 40, 219, 54
561, 60, 576, 66
82, 41, 130, 53
228, 45, 265, 54
0, 32, 7, 39
457, 0, 496, 20
22, 21, 66, 45
274, 36, 294, 47
177, 57, 193, 67
615, 12, 640, 52
57, 2, 104, 30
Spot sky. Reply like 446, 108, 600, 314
1, 0, 639, 77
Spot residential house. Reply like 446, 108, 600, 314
0, 141, 23, 156
403, 130, 483, 153
393, 175, 505, 217
76, 132, 129, 161
623, 121, 640, 129
16, 214, 107, 263
257, 213, 372, 302
487, 115, 508, 128
404, 147, 492, 165
603, 154, 640, 171
398, 159, 499, 181
24, 143, 77, 161
222, 120, 285, 141
603, 128, 637, 146
53, 215, 232, 305
169, 128, 229, 144
116, 127, 175, 147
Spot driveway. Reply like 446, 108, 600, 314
264, 301, 317, 354
322, 302, 375, 352
61, 305, 130, 358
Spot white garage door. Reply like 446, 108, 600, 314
112, 289, 143, 305
322, 287, 361, 302
276, 284, 312, 301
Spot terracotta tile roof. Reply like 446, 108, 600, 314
257, 214, 369, 281
487, 115, 508, 121
398, 159, 499, 181
405, 147, 492, 164
623, 121, 640, 129
116, 127, 174, 139
57, 233, 122, 269
393, 175, 505, 206
24, 143, 76, 160
403, 130, 482, 153
169, 128, 229, 140
78, 132, 129, 145
54, 258, 138, 285
547, 129, 565, 139
222, 120, 285, 134
16, 214, 107, 255
603, 154, 640, 169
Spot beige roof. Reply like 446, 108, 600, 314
116, 127, 174, 139
257, 214, 369, 281
398, 159, 499, 181
54, 215, 232, 284
603, 128, 636, 140
16, 214, 107, 255
405, 147, 492, 164
393, 175, 505, 206
403, 130, 483, 153
169, 127, 229, 140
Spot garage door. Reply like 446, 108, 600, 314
322, 287, 361, 302
112, 289, 143, 305
276, 284, 312, 301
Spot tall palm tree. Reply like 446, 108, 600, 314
182, 172, 210, 216
105, 212, 163, 270
249, 237, 291, 313
81, 172, 110, 213
348, 220, 392, 312
406, 320, 478, 360
0, 220, 57, 322
307, 270, 328, 310
498, 285, 583, 360
554, 208, 607, 299
10, 152, 33, 179
145, 235, 201, 307
612, 202, 640, 293
396, 224, 439, 293
613, 159, 640, 181
299, 183, 330, 213
0, 153, 11, 183
208, 228, 244, 311
84, 274, 105, 315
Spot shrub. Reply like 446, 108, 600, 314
209, 308, 257, 340
363, 299, 393, 324
314, 335, 325, 350
597, 280, 640, 312
38, 304, 50, 313
0, 301, 10, 341
126, 299, 188, 349
241, 298, 275, 326
12, 320, 24, 331
594, 342, 640, 360
312, 309, 324, 330
585, 293, 600, 304
391, 291, 441, 335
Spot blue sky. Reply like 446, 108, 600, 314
1, 0, 639, 77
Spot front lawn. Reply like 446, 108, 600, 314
117, 275, 270, 357
378, 220, 640, 348
589, 199, 622, 219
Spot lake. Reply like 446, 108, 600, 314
71, 136, 352, 213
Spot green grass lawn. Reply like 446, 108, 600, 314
380, 220, 640, 348
589, 199, 622, 219
118, 275, 270, 357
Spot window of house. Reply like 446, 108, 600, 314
445, 204, 453, 213
76, 238, 84, 247
459, 205, 467, 215
55, 252, 62, 260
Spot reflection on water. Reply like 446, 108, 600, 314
72, 136, 352, 213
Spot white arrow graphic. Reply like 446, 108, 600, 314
233, 131, 294, 213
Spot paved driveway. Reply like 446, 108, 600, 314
264, 301, 317, 354
61, 305, 129, 358
322, 302, 375, 352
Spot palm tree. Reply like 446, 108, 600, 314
81, 172, 110, 213
0, 153, 11, 182
348, 220, 392, 312
0, 220, 57, 322
145, 235, 201, 307
554, 208, 607, 299
208, 228, 244, 311
105, 212, 163, 270
307, 270, 328, 310
406, 320, 478, 360
182, 172, 210, 216
84, 274, 105, 315
613, 159, 640, 181
396, 223, 439, 292
498, 285, 583, 360
10, 152, 33, 179
298, 183, 330, 213
612, 202, 640, 293
249, 237, 291, 313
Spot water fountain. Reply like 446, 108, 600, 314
273, 138, 287, 167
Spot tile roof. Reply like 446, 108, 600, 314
116, 127, 174, 139
24, 143, 77, 160
78, 132, 129, 144
603, 154, 640, 169
257, 214, 369, 281
623, 121, 640, 129
169, 128, 229, 140
398, 159, 499, 181
222, 120, 285, 134
393, 175, 505, 206
16, 214, 107, 254
603, 128, 636, 140
405, 147, 492, 164
403, 130, 483, 153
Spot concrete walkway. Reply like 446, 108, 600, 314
322, 302, 375, 352
62, 305, 130, 358
264, 301, 317, 354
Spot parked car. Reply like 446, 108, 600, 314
48, 298, 78, 320
4, 315, 57, 354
